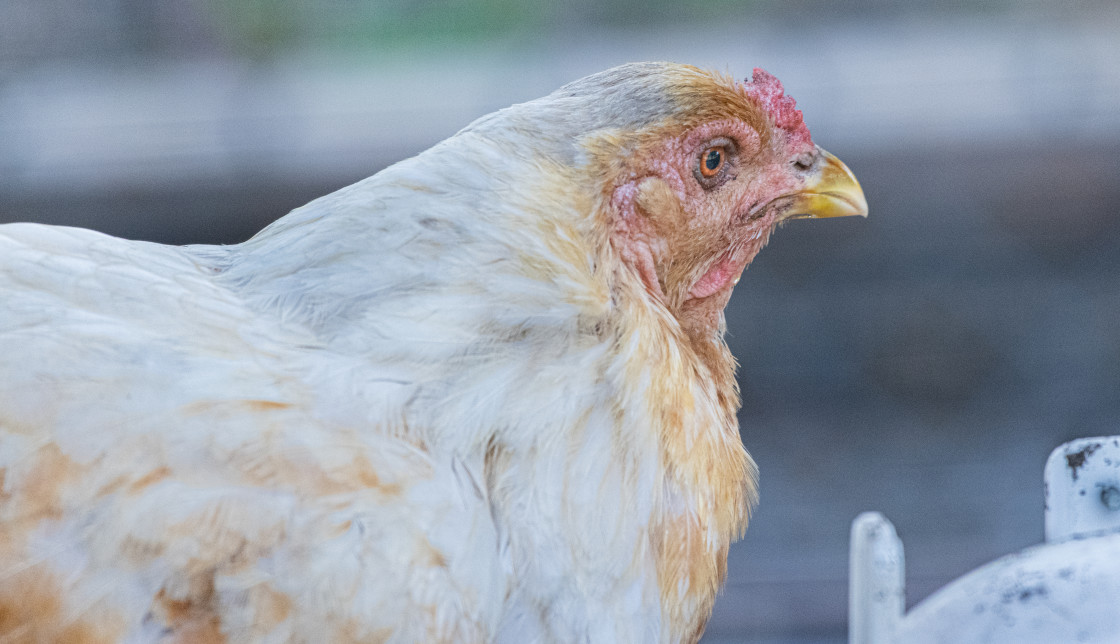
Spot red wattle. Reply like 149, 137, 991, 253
689, 254, 739, 300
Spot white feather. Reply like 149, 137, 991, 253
0, 63, 757, 643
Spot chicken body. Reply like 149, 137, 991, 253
0, 63, 865, 643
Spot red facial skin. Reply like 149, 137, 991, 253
610, 78, 818, 338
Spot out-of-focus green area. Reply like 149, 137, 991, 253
1, 0, 1099, 66
209, 0, 762, 55
6, 0, 761, 63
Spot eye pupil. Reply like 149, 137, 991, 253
705, 150, 722, 171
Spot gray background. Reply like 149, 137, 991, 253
3, 1, 1119, 641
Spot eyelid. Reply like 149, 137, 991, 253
705, 136, 737, 153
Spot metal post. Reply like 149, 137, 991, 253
849, 512, 904, 644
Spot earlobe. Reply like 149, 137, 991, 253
635, 177, 687, 231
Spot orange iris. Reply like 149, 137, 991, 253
700, 147, 725, 177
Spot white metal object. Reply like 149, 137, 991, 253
1045, 436, 1120, 542
849, 512, 904, 644
896, 533, 1120, 643
848, 436, 1120, 644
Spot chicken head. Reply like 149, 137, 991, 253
596, 67, 867, 340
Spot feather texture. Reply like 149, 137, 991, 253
0, 62, 865, 643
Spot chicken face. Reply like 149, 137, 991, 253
603, 67, 867, 337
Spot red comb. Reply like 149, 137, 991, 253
743, 68, 812, 147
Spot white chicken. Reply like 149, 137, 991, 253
0, 62, 865, 643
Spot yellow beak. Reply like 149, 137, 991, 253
782, 148, 868, 220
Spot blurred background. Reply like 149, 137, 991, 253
2, 1, 1119, 641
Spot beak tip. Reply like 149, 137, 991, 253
853, 195, 870, 218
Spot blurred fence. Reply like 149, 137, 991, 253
3, 11, 1120, 213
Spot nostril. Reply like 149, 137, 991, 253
793, 153, 815, 170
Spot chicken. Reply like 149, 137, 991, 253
0, 62, 866, 643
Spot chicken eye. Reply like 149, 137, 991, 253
699, 147, 725, 178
